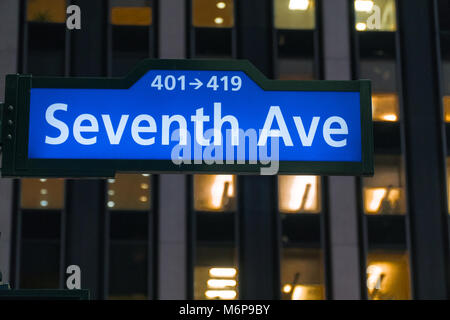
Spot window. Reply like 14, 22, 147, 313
354, 0, 397, 32
18, 178, 65, 289
281, 248, 324, 300
190, 0, 235, 58
194, 175, 236, 212
25, 0, 67, 75
274, 0, 317, 80
110, 0, 154, 76
363, 155, 406, 215
366, 251, 411, 300
354, 0, 400, 122
439, 1, 450, 122
194, 246, 238, 300
278, 176, 320, 214
106, 174, 152, 299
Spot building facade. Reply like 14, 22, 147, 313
0, 0, 449, 300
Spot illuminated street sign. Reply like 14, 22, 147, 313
0, 59, 373, 177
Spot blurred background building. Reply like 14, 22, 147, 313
0, 0, 449, 300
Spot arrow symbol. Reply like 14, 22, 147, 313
189, 78, 203, 90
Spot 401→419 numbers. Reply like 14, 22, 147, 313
150, 75, 242, 91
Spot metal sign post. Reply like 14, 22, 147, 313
0, 59, 373, 178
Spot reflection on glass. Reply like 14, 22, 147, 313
192, 0, 234, 28
21, 179, 65, 210
372, 93, 399, 122
363, 155, 406, 215
194, 175, 236, 212
194, 246, 238, 300
354, 0, 397, 32
27, 0, 66, 23
281, 248, 324, 300
274, 0, 316, 30
107, 174, 151, 211
279, 176, 320, 213
110, 0, 152, 26
367, 251, 411, 300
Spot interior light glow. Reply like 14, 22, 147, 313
108, 190, 115, 196
207, 279, 237, 289
39, 179, 47, 182
142, 174, 150, 177
368, 188, 387, 213
291, 285, 306, 300
139, 196, 148, 203
107, 201, 115, 208
354, 0, 374, 12
283, 284, 292, 293
209, 267, 237, 278
140, 183, 149, 190
356, 22, 367, 31
216, 2, 226, 9
214, 17, 224, 24
367, 265, 383, 290
40, 200, 48, 207
288, 176, 317, 211
381, 114, 398, 122
211, 175, 234, 209
40, 189, 48, 195
108, 179, 115, 183
205, 290, 237, 300
288, 0, 310, 11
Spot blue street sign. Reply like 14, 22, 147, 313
0, 59, 373, 177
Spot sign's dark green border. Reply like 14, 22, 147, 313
1, 59, 373, 178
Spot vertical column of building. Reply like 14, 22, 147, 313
157, 0, 188, 300
0, 0, 19, 285
236, 0, 280, 300
321, 0, 362, 300
398, 0, 449, 299
64, 0, 107, 299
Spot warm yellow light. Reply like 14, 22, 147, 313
381, 114, 398, 122
140, 183, 149, 190
292, 285, 306, 300
139, 196, 148, 203
289, 0, 310, 11
216, 2, 226, 9
354, 0, 374, 12
211, 175, 234, 209
214, 17, 224, 24
207, 279, 237, 289
40, 179, 47, 182
367, 265, 383, 290
142, 174, 150, 177
40, 189, 48, 195
365, 187, 401, 214
367, 188, 387, 213
205, 290, 237, 300
209, 267, 237, 278
283, 284, 292, 293
356, 22, 367, 31
288, 176, 317, 211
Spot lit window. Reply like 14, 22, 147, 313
363, 155, 406, 215
110, 0, 152, 26
372, 93, 399, 122
21, 179, 65, 210
367, 251, 411, 300
107, 174, 151, 211
194, 246, 238, 300
444, 97, 450, 122
278, 176, 320, 213
274, 0, 316, 30
27, 0, 66, 23
192, 0, 234, 28
354, 0, 397, 32
281, 248, 324, 300
194, 175, 236, 212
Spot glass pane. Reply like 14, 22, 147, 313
194, 246, 238, 300
354, 0, 397, 32
446, 158, 450, 214
278, 176, 320, 213
21, 179, 65, 210
363, 155, 406, 215
281, 248, 324, 300
192, 0, 234, 28
110, 0, 153, 26
372, 93, 399, 122
107, 174, 151, 211
110, 0, 153, 76
366, 251, 411, 300
27, 0, 66, 23
274, 0, 316, 30
442, 34, 450, 121
194, 175, 237, 212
